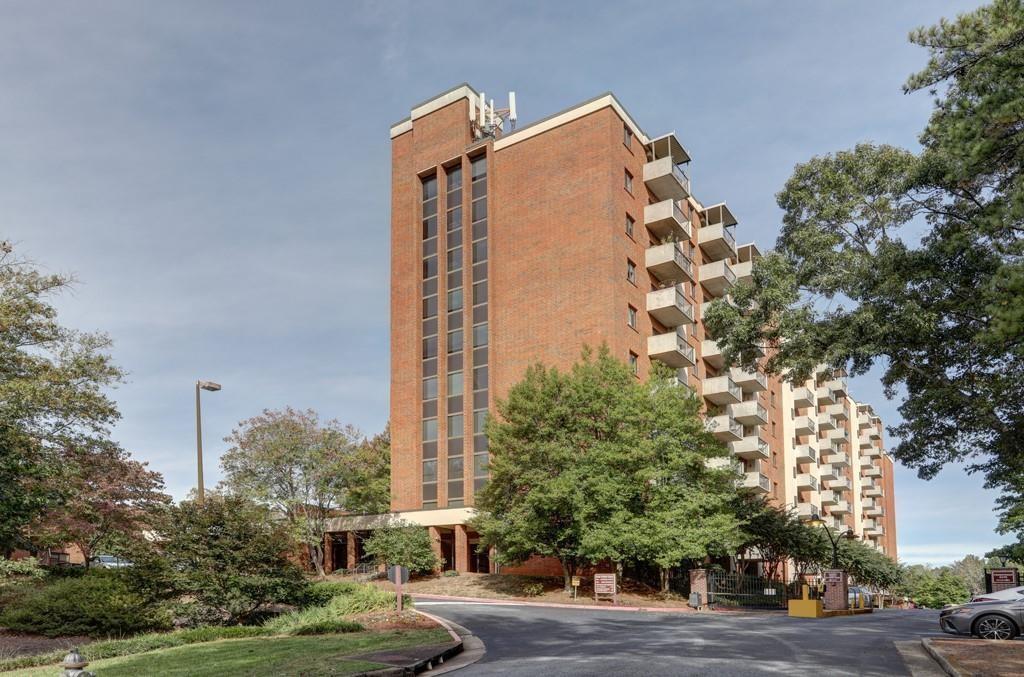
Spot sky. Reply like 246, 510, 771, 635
0, 0, 998, 566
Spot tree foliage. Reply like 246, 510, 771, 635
915, 570, 972, 609
151, 496, 306, 626
472, 347, 742, 592
0, 241, 125, 553
220, 409, 389, 576
27, 442, 169, 566
361, 519, 440, 574
704, 0, 1024, 533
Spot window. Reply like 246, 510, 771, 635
447, 247, 462, 271
423, 376, 438, 400
473, 409, 487, 434
422, 256, 437, 279
623, 124, 633, 148
629, 351, 639, 376
422, 296, 437, 318
448, 370, 463, 394
422, 418, 438, 442
422, 335, 437, 359
626, 259, 637, 285
473, 322, 488, 347
473, 365, 488, 391
448, 414, 464, 437
625, 214, 635, 238
422, 459, 437, 483
448, 288, 463, 311
448, 329, 463, 353
627, 305, 637, 329
624, 169, 633, 194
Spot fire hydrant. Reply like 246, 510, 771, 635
61, 648, 96, 677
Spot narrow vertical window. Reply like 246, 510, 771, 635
626, 260, 637, 285
627, 305, 637, 329
629, 352, 639, 376
623, 124, 633, 148
624, 169, 633, 194
625, 214, 635, 238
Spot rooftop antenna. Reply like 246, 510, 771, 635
473, 90, 519, 139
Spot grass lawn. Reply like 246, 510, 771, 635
4, 629, 453, 677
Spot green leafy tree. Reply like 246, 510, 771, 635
949, 554, 987, 596
834, 538, 903, 589
154, 495, 306, 626
0, 241, 124, 553
221, 409, 387, 576
473, 347, 740, 593
915, 569, 971, 609
346, 425, 392, 514
362, 519, 440, 574
736, 500, 823, 580
704, 0, 1024, 533
27, 442, 169, 567
986, 543, 1024, 567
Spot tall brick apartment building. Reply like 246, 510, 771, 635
323, 84, 897, 574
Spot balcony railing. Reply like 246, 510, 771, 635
819, 464, 839, 481
706, 414, 742, 442
697, 223, 737, 262
730, 367, 767, 392
794, 444, 817, 464
822, 452, 848, 467
730, 400, 768, 425
820, 490, 839, 506
698, 259, 737, 298
830, 500, 851, 515
828, 476, 852, 491
703, 375, 742, 406
816, 412, 836, 431
643, 156, 691, 201
729, 435, 770, 461
741, 471, 771, 493
795, 473, 818, 491
815, 386, 836, 405
796, 502, 820, 520
701, 339, 725, 369
793, 415, 816, 435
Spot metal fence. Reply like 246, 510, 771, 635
706, 572, 801, 609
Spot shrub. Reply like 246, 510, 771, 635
362, 519, 441, 574
0, 557, 45, 586
299, 581, 360, 608
0, 570, 170, 638
443, 569, 460, 577
522, 583, 544, 597
264, 583, 398, 636
291, 619, 363, 635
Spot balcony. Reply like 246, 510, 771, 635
858, 413, 871, 429
644, 199, 692, 241
858, 434, 873, 449
741, 471, 771, 493
646, 242, 694, 283
864, 483, 883, 497
733, 243, 760, 285
865, 503, 884, 518
730, 367, 767, 392
819, 464, 839, 481
643, 156, 691, 202
793, 415, 816, 435
699, 259, 737, 298
817, 412, 836, 431
792, 386, 814, 408
863, 520, 883, 537
730, 436, 770, 461
829, 476, 852, 491
648, 329, 696, 369
820, 490, 839, 506
701, 339, 725, 369
794, 444, 817, 464
796, 502, 821, 521
706, 414, 743, 442
822, 452, 848, 467
862, 464, 882, 478
830, 501, 851, 515
646, 286, 694, 327
861, 444, 881, 457
697, 223, 737, 262
815, 386, 836, 405
730, 400, 768, 425
703, 375, 742, 406
869, 427, 881, 440
826, 377, 848, 398
825, 403, 848, 421
795, 473, 818, 491
827, 427, 848, 441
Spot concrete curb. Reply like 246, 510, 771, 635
352, 610, 466, 677
412, 592, 708, 614
920, 638, 962, 677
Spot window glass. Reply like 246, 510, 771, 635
422, 217, 437, 239
422, 418, 438, 442
448, 456, 464, 478
473, 322, 488, 347
472, 198, 487, 222
627, 260, 637, 284
624, 170, 633, 193
473, 280, 488, 305
422, 295, 437, 318
626, 214, 634, 237
447, 247, 463, 271
447, 207, 462, 231
628, 305, 637, 328
623, 124, 633, 148
423, 376, 438, 400
448, 329, 463, 353
474, 409, 487, 434
473, 365, 489, 391
422, 459, 437, 483
448, 370, 463, 394
423, 255, 438, 279
448, 288, 463, 311
472, 239, 488, 263
629, 352, 639, 375
448, 414, 464, 436
423, 335, 437, 359
422, 176, 438, 200
471, 156, 487, 178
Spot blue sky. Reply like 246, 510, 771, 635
1, 0, 997, 565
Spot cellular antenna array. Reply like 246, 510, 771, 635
472, 91, 517, 139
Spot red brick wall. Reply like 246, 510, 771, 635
881, 454, 898, 559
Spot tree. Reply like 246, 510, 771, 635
362, 519, 440, 574
154, 496, 306, 626
0, 241, 124, 553
27, 442, 170, 567
949, 554, 987, 596
915, 570, 971, 609
834, 538, 903, 590
473, 347, 741, 593
736, 500, 822, 581
221, 408, 375, 577
345, 425, 391, 514
704, 1, 1024, 532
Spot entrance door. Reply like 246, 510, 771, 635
439, 531, 455, 571
470, 541, 490, 573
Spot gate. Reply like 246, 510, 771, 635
706, 572, 790, 609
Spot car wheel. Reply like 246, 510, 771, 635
974, 614, 1018, 640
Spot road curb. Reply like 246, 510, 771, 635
352, 610, 466, 677
412, 592, 706, 614
920, 638, 962, 677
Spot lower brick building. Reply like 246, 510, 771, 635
324, 84, 897, 574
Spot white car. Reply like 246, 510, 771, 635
971, 585, 1024, 602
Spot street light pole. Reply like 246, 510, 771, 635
195, 380, 222, 503
807, 512, 855, 569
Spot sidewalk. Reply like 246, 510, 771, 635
412, 592, 741, 614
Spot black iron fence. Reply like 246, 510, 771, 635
706, 572, 807, 609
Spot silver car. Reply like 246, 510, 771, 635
939, 596, 1024, 640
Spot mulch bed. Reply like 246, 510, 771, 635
0, 628, 91, 659
930, 638, 1024, 677
349, 610, 440, 631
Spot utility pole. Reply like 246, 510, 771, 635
195, 380, 222, 503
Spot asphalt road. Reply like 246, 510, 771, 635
417, 600, 945, 676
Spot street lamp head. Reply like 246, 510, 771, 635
198, 381, 221, 392
806, 512, 824, 528
843, 528, 858, 540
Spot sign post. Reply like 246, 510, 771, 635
571, 576, 581, 600
594, 573, 617, 605
987, 568, 1020, 593
388, 565, 409, 612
